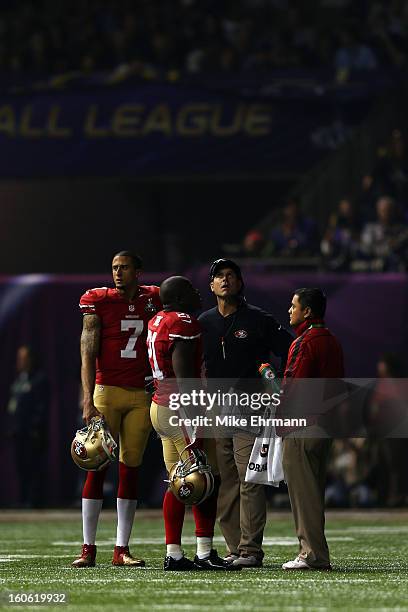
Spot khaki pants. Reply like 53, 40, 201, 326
282, 437, 332, 568
216, 434, 266, 559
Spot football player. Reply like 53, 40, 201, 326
148, 276, 240, 571
72, 251, 161, 568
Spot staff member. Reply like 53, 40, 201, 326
199, 259, 292, 568
282, 287, 344, 571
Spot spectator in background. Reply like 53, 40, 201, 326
243, 228, 265, 256
360, 195, 408, 270
321, 198, 361, 270
242, 199, 317, 258
265, 199, 318, 257
372, 130, 408, 208
334, 28, 378, 82
6, 345, 49, 508
3, 0, 408, 78
360, 130, 408, 221
367, 2, 408, 68
365, 353, 408, 507
326, 439, 380, 508
326, 352, 408, 509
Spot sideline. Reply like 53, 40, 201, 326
0, 509, 407, 522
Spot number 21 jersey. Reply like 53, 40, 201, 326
147, 310, 202, 406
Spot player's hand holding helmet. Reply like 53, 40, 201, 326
167, 447, 214, 505
71, 416, 117, 471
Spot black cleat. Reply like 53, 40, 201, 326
193, 549, 242, 571
164, 555, 204, 571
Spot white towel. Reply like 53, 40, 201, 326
267, 435, 284, 485
245, 408, 284, 487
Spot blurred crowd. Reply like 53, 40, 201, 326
1, 0, 408, 77
270, 352, 408, 509
243, 128, 408, 272
326, 353, 408, 508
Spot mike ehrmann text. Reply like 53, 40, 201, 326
168, 415, 307, 428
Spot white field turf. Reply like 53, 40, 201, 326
0, 510, 408, 611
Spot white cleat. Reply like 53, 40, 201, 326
282, 556, 332, 571
223, 553, 239, 564
282, 556, 311, 570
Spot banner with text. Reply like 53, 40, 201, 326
0, 80, 370, 177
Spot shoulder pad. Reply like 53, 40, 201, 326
140, 284, 160, 294
80, 287, 109, 305
175, 311, 192, 320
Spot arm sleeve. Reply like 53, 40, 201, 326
261, 311, 293, 365
285, 340, 315, 378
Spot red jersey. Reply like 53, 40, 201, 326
147, 310, 202, 406
79, 285, 161, 388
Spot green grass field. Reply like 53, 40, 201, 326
1, 510, 408, 611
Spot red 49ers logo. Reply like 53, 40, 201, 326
234, 329, 248, 339
73, 440, 87, 459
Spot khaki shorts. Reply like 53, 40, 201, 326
150, 400, 218, 475
93, 385, 151, 467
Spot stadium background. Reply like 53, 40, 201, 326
1, 0, 408, 510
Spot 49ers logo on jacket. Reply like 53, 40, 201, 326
234, 329, 248, 339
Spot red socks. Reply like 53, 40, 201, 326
164, 476, 221, 543
82, 468, 107, 499
192, 475, 220, 537
117, 462, 139, 499
82, 462, 138, 500
163, 490, 185, 544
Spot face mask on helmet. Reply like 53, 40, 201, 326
167, 448, 215, 505
71, 416, 117, 471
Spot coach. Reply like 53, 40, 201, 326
282, 288, 344, 571
199, 259, 292, 567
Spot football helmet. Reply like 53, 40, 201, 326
71, 416, 117, 471
167, 448, 214, 505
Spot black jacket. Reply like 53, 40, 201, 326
199, 302, 292, 383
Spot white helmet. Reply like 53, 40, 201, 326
71, 416, 117, 471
